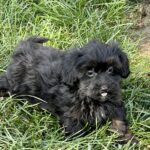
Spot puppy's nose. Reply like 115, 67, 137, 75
100, 85, 108, 92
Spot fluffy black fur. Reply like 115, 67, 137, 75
0, 37, 136, 143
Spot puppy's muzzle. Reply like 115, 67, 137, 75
100, 85, 108, 97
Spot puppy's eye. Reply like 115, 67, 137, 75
86, 69, 96, 77
107, 67, 113, 74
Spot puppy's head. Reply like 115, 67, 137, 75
62, 40, 130, 102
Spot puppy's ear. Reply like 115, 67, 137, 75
118, 51, 130, 78
62, 51, 83, 85
110, 43, 130, 78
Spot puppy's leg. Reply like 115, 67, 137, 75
0, 75, 10, 97
60, 117, 85, 138
110, 106, 138, 144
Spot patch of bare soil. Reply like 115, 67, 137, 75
130, 1, 150, 58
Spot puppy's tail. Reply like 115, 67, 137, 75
14, 36, 49, 52
26, 36, 49, 44
0, 75, 10, 97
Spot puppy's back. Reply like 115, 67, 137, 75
3, 37, 63, 96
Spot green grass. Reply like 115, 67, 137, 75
0, 0, 150, 149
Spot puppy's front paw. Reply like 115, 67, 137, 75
116, 133, 138, 145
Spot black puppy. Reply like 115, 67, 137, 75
0, 37, 136, 144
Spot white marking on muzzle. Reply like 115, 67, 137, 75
101, 92, 107, 97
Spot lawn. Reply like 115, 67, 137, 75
0, 0, 149, 149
